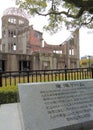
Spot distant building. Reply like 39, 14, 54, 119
0, 7, 80, 71
80, 55, 93, 67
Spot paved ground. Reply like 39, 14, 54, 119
0, 103, 24, 130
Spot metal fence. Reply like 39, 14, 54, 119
0, 67, 93, 87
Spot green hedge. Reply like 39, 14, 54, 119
0, 86, 19, 104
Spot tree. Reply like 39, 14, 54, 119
16, 0, 93, 33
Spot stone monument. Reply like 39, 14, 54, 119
18, 79, 93, 130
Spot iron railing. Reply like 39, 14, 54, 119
0, 67, 93, 87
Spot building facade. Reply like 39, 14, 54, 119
0, 7, 80, 71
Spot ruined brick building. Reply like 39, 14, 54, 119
0, 7, 80, 71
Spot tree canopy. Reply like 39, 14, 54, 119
16, 0, 93, 33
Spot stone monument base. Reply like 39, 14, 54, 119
0, 103, 24, 130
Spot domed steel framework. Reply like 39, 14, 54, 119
3, 7, 29, 20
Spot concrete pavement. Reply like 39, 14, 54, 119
0, 103, 24, 130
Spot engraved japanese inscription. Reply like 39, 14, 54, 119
40, 82, 93, 121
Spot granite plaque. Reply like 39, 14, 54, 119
18, 79, 93, 130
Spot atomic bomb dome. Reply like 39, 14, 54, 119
0, 7, 79, 71
3, 7, 29, 20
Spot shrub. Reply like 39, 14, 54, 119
0, 86, 19, 104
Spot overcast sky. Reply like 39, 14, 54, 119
0, 0, 93, 58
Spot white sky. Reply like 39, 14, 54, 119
0, 0, 93, 58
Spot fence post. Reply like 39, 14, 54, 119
65, 64, 67, 80
91, 67, 93, 79
27, 70, 29, 83
0, 69, 2, 87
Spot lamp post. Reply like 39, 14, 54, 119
59, 43, 65, 69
